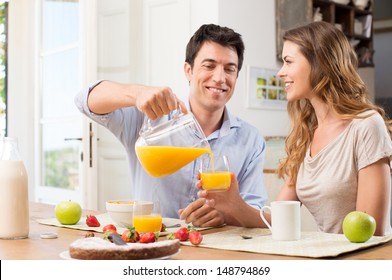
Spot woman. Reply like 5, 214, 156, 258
195, 21, 392, 235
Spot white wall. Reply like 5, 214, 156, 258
219, 0, 290, 137
190, 0, 290, 137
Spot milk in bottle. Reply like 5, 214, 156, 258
0, 137, 29, 239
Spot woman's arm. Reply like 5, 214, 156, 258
276, 179, 300, 201
357, 157, 391, 236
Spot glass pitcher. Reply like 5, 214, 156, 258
135, 110, 211, 177
0, 137, 29, 239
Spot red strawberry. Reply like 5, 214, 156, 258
84, 232, 95, 238
102, 224, 117, 233
103, 228, 117, 235
121, 228, 140, 243
86, 215, 100, 227
160, 223, 166, 232
139, 232, 158, 243
174, 227, 189, 241
189, 231, 203, 245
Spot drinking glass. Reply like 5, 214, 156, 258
132, 200, 162, 233
200, 155, 231, 192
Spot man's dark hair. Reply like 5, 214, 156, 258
185, 24, 245, 73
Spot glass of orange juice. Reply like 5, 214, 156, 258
132, 200, 162, 233
200, 155, 231, 192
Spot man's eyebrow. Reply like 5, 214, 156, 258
201, 58, 238, 68
201, 58, 217, 64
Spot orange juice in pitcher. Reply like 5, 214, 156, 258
135, 111, 211, 177
136, 146, 211, 177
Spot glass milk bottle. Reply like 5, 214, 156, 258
0, 137, 29, 239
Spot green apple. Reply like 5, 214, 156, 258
55, 201, 82, 225
342, 211, 376, 243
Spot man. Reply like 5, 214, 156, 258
75, 24, 267, 227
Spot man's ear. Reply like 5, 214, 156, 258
184, 62, 192, 82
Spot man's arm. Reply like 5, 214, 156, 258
88, 80, 187, 119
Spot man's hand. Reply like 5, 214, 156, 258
195, 173, 246, 227
87, 81, 187, 117
196, 172, 240, 209
135, 86, 187, 120
178, 198, 225, 228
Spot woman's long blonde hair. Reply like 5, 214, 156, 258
276, 21, 392, 186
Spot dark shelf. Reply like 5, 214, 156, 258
312, 0, 374, 67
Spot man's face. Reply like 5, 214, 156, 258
185, 41, 239, 113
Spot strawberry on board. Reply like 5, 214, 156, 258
139, 232, 158, 243
102, 224, 117, 233
189, 231, 203, 245
84, 232, 95, 238
174, 227, 189, 241
86, 215, 100, 227
121, 228, 140, 243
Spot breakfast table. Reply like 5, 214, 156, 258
0, 202, 391, 260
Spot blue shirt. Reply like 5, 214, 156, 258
75, 81, 268, 218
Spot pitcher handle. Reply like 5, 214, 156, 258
260, 206, 272, 232
140, 108, 183, 135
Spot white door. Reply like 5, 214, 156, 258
92, 0, 194, 210
35, 0, 192, 210
143, 0, 191, 98
93, 0, 135, 211
35, 0, 84, 205
35, 0, 133, 211
92, 0, 193, 210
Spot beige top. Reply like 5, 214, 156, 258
296, 111, 392, 233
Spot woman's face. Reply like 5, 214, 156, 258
278, 41, 312, 102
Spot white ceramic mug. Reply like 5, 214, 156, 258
260, 201, 301, 241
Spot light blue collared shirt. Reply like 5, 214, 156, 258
75, 81, 268, 218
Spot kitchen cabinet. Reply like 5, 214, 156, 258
313, 0, 374, 67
